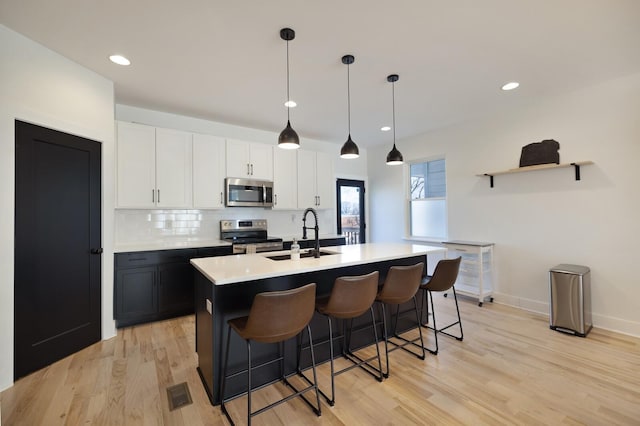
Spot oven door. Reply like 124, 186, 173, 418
226, 178, 274, 207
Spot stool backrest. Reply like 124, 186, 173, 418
244, 283, 316, 343
423, 257, 461, 292
324, 271, 379, 319
378, 262, 425, 304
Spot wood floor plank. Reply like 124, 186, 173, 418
2, 297, 640, 425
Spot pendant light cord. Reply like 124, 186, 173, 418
347, 63, 351, 135
286, 40, 291, 122
392, 80, 396, 147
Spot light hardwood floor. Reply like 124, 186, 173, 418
2, 296, 639, 425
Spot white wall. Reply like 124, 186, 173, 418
0, 25, 116, 391
369, 72, 640, 336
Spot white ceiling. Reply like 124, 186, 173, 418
2, 0, 640, 148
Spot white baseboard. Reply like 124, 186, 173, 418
492, 292, 640, 337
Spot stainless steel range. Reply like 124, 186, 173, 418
220, 219, 283, 254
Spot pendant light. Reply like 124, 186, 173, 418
386, 74, 404, 165
278, 28, 300, 149
340, 54, 360, 159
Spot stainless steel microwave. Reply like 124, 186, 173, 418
225, 178, 274, 207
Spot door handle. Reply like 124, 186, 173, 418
91, 248, 103, 255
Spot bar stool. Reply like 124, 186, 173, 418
220, 283, 321, 426
375, 262, 426, 378
313, 271, 383, 406
419, 256, 463, 355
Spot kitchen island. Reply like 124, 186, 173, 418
191, 242, 445, 405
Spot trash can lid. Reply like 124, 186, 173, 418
550, 264, 590, 275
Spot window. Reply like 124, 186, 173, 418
409, 158, 447, 239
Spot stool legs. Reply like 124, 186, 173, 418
420, 287, 464, 355
378, 295, 427, 377
220, 324, 233, 424
317, 306, 383, 406
220, 324, 321, 426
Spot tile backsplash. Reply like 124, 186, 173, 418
115, 208, 336, 244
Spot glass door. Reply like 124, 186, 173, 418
336, 179, 365, 244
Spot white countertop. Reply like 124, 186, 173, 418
191, 242, 445, 285
114, 239, 230, 253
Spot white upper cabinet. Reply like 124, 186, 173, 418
226, 139, 273, 181
116, 121, 192, 208
297, 150, 334, 209
315, 151, 334, 209
273, 148, 298, 209
117, 122, 156, 208
193, 133, 226, 209
155, 128, 192, 208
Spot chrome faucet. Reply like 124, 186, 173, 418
302, 207, 320, 258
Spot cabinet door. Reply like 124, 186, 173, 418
115, 266, 157, 320
156, 128, 192, 208
116, 122, 156, 208
273, 148, 298, 209
226, 139, 250, 178
315, 151, 334, 209
249, 143, 274, 180
193, 134, 226, 209
297, 149, 317, 208
158, 262, 195, 315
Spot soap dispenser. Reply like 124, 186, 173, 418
290, 238, 300, 260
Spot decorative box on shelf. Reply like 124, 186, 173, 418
442, 240, 494, 306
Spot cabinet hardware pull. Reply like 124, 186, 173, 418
157, 189, 160, 203
90, 248, 103, 254
152, 189, 155, 203
247, 163, 250, 175
250, 164, 254, 175
220, 192, 223, 204
317, 196, 320, 206
274, 194, 277, 205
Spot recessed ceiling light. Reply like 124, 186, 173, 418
381, 126, 391, 132
109, 55, 130, 66
501, 82, 519, 91
284, 100, 297, 108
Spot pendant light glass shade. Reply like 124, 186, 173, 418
386, 74, 403, 165
340, 55, 360, 159
278, 28, 300, 149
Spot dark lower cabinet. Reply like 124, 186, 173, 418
114, 245, 232, 328
116, 266, 157, 320
158, 261, 194, 315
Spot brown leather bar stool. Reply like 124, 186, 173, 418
375, 262, 426, 378
419, 256, 463, 355
220, 283, 321, 426
313, 271, 383, 406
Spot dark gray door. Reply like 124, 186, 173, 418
14, 120, 102, 380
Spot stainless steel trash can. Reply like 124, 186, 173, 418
549, 264, 592, 337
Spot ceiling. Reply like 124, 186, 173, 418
2, 0, 640, 148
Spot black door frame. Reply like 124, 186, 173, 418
336, 178, 366, 244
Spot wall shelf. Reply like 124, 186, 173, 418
477, 161, 594, 188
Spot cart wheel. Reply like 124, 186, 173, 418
443, 293, 448, 298
478, 301, 483, 307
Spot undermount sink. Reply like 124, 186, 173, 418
266, 250, 337, 261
